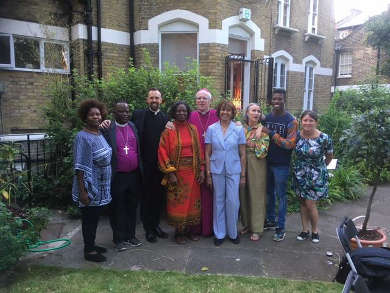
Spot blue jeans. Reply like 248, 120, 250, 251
266, 164, 289, 230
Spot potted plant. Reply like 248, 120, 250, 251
342, 106, 390, 248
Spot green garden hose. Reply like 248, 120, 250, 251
28, 238, 71, 252
20, 218, 72, 252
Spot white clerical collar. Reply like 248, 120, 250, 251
115, 121, 128, 127
149, 107, 160, 115
198, 110, 210, 115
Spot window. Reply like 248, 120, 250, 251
303, 63, 315, 110
0, 35, 12, 66
339, 52, 352, 77
273, 59, 287, 89
160, 33, 197, 71
0, 34, 69, 73
14, 36, 40, 69
308, 0, 319, 34
277, 0, 291, 27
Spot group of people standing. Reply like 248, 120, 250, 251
72, 87, 333, 262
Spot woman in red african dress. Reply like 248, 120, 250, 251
158, 101, 205, 244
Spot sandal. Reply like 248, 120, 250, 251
240, 227, 249, 235
250, 233, 261, 241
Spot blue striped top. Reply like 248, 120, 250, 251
72, 130, 112, 207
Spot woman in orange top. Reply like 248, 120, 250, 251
158, 101, 204, 244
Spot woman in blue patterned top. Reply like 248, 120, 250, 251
293, 110, 333, 244
72, 99, 112, 262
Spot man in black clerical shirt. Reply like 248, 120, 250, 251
131, 88, 169, 243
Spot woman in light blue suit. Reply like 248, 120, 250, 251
205, 100, 246, 246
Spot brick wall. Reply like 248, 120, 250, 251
272, 0, 334, 114
0, 71, 55, 133
0, 0, 68, 26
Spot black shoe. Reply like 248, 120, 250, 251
125, 237, 142, 247
94, 245, 107, 253
84, 251, 106, 262
214, 238, 224, 246
230, 236, 240, 244
296, 231, 310, 241
311, 232, 320, 243
116, 242, 129, 252
154, 226, 169, 239
146, 231, 157, 243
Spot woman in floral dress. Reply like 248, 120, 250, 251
293, 110, 333, 244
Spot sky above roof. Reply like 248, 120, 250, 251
335, 0, 390, 21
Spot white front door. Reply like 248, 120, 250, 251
303, 64, 314, 110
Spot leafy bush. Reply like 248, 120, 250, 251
341, 107, 390, 230
319, 94, 352, 157
325, 165, 366, 204
0, 202, 27, 271
333, 86, 390, 114
0, 203, 49, 271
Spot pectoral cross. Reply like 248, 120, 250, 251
123, 145, 129, 155
202, 132, 205, 138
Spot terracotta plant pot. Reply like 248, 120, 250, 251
350, 228, 387, 250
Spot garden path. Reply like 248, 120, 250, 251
24, 184, 390, 281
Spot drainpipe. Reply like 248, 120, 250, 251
85, 0, 93, 80
333, 48, 340, 95
96, 0, 102, 79
129, 0, 136, 66
267, 57, 274, 104
67, 0, 75, 100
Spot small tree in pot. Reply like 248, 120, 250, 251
342, 107, 390, 238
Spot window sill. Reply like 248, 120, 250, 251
337, 75, 352, 79
274, 25, 299, 34
0, 67, 69, 74
304, 33, 326, 42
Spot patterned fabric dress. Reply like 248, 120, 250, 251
292, 132, 333, 200
72, 131, 112, 207
158, 121, 203, 231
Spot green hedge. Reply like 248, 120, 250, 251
0, 203, 49, 271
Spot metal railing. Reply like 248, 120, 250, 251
0, 133, 66, 203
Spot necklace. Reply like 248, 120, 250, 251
117, 125, 130, 155
301, 129, 319, 139
196, 110, 210, 138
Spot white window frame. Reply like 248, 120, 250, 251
277, 0, 291, 27
273, 58, 287, 89
0, 33, 69, 74
308, 0, 319, 34
338, 52, 352, 78
303, 62, 315, 110
159, 31, 199, 71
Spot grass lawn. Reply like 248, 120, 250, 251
2, 265, 342, 293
